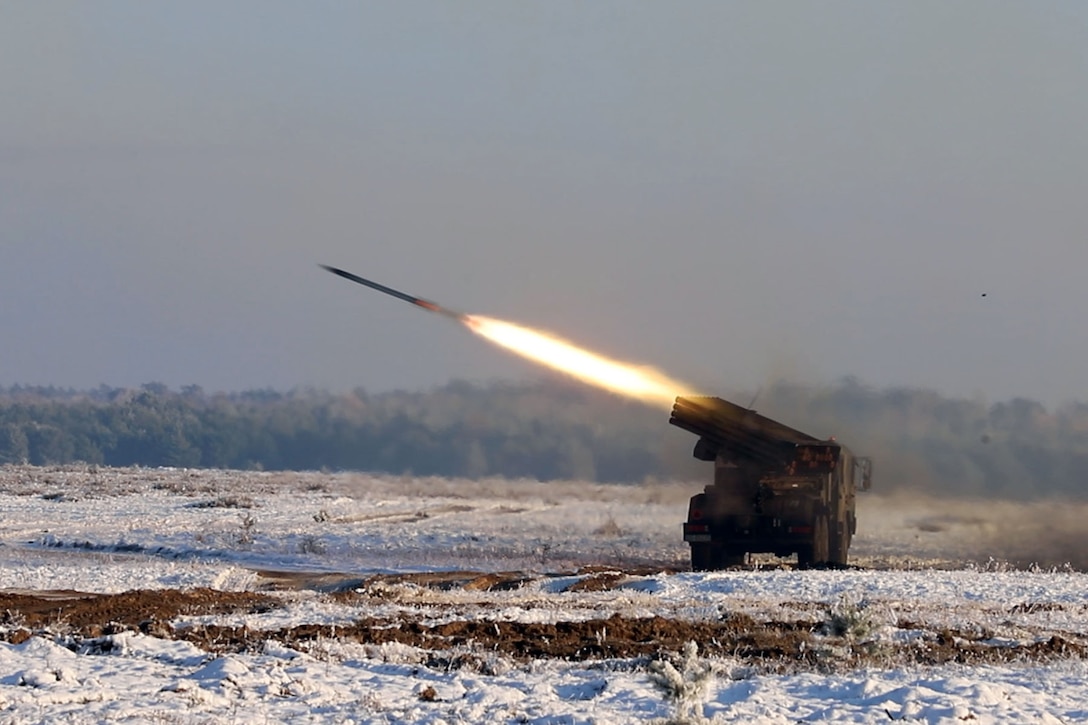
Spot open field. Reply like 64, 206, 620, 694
0, 464, 1086, 723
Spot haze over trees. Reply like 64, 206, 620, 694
0, 379, 1085, 499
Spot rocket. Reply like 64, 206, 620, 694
320, 264, 695, 408
320, 265, 465, 321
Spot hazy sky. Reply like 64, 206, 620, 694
3, 2, 1087, 405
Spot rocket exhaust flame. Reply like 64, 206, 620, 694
464, 315, 694, 408
322, 264, 695, 407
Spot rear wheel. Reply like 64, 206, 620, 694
690, 543, 713, 571
718, 548, 747, 567
691, 544, 747, 571
828, 520, 850, 567
798, 515, 830, 569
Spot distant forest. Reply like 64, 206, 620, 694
1, 379, 1086, 499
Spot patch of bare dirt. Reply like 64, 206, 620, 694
283, 568, 645, 596
563, 572, 626, 592
356, 570, 530, 592
261, 566, 679, 596
178, 612, 811, 663
0, 588, 1084, 670
0, 589, 276, 643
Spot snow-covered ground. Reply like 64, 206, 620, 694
0, 464, 1085, 723
3, 634, 1086, 724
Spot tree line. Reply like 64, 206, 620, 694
1, 379, 1085, 498
0, 381, 663, 482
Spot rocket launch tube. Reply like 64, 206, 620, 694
320, 265, 465, 320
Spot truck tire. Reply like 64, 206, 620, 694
828, 521, 849, 567
690, 543, 713, 571
814, 515, 831, 565
717, 548, 747, 568
798, 515, 831, 569
691, 544, 746, 571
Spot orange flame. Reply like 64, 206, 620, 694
464, 315, 695, 408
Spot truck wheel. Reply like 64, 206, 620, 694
690, 544, 713, 571
692, 544, 745, 571
813, 515, 830, 565
717, 548, 747, 568
798, 516, 830, 569
828, 521, 849, 567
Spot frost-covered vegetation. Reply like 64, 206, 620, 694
2, 379, 1088, 498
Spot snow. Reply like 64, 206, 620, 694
0, 464, 1085, 723
0, 636, 1084, 723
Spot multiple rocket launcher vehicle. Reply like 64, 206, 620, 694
670, 395, 872, 569
323, 265, 873, 570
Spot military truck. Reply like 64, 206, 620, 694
670, 396, 872, 570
